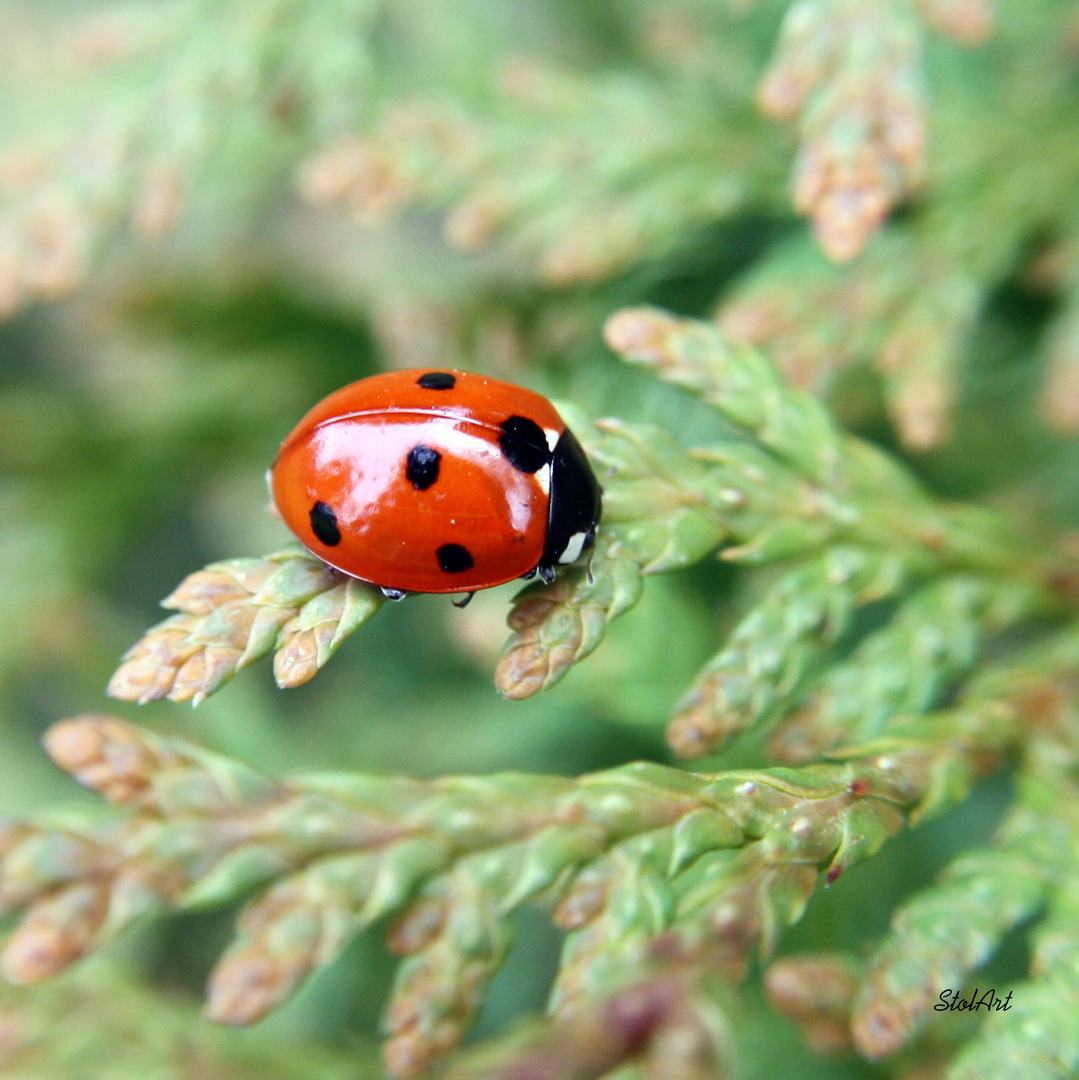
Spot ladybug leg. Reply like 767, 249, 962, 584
537, 563, 557, 585
451, 592, 476, 609
520, 567, 538, 580
380, 587, 408, 601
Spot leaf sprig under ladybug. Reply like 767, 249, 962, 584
109, 309, 1063, 768
107, 548, 384, 706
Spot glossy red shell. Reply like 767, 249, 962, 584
270, 369, 567, 593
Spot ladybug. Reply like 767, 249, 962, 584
270, 369, 602, 601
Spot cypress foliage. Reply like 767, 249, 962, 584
2, 2, 1079, 1078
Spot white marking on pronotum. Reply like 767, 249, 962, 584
559, 531, 588, 564
544, 428, 559, 451
534, 463, 551, 496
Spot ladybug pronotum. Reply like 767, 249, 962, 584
270, 369, 602, 599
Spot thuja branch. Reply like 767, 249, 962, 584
758, 0, 990, 262
852, 654, 1079, 1072
447, 645, 1079, 1080
109, 308, 1059, 709
0, 0, 381, 319
500, 308, 1056, 705
602, 307, 1027, 574
444, 968, 734, 1080
768, 573, 1040, 762
717, 230, 984, 451
298, 62, 773, 287
666, 546, 912, 757
755, 626, 1079, 1077
107, 548, 383, 704
0, 960, 368, 1080
0, 689, 1032, 1076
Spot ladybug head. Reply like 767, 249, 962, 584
539, 426, 602, 580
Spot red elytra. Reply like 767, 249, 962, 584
270, 369, 601, 596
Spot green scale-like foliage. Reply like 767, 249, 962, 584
109, 310, 1050, 724
5, 307, 1078, 1079
5, 2, 1079, 1079
0, 701, 1018, 1077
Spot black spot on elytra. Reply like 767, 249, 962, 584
417, 372, 456, 390
498, 415, 549, 473
437, 543, 474, 574
406, 444, 441, 490
310, 501, 341, 546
